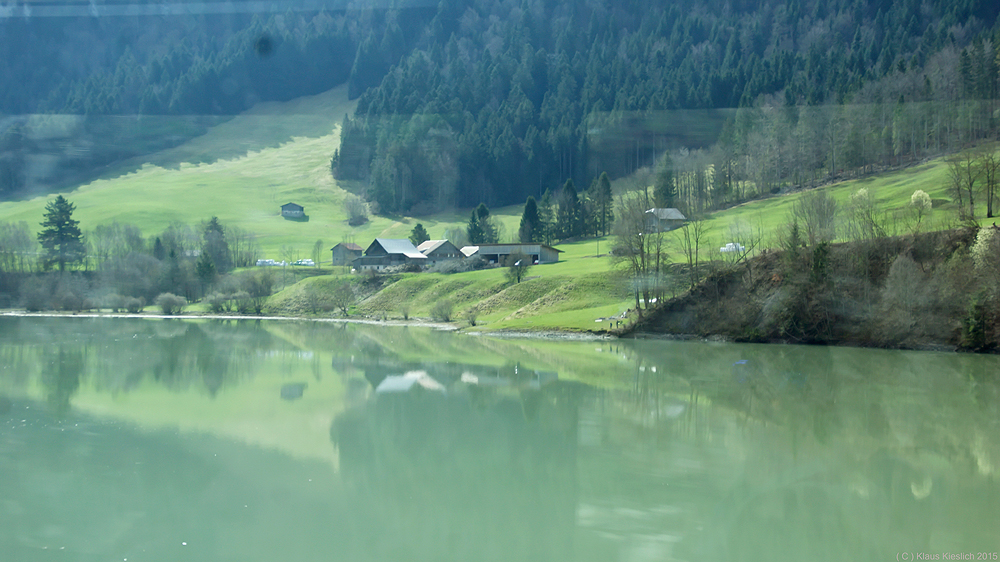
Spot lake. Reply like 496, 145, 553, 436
1, 316, 998, 561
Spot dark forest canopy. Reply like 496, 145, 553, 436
336, 0, 1000, 213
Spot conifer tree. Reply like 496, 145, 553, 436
202, 217, 231, 274
467, 209, 485, 244
518, 196, 540, 242
654, 155, 677, 209
410, 223, 430, 245
38, 195, 85, 272
595, 172, 614, 236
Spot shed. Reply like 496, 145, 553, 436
331, 242, 363, 266
461, 243, 563, 265
281, 202, 305, 217
644, 208, 686, 232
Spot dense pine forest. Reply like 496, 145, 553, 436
335, 0, 1000, 214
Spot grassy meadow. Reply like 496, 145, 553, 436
0, 83, 986, 331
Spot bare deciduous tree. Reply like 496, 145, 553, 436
612, 190, 668, 310
792, 190, 837, 245
975, 147, 999, 219
947, 152, 982, 222
675, 215, 707, 290
343, 194, 369, 226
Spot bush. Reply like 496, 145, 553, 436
204, 292, 232, 313
465, 307, 478, 327
400, 305, 410, 320
430, 299, 454, 322
22, 279, 51, 311
232, 290, 252, 314
344, 194, 369, 226
104, 293, 126, 312
155, 293, 186, 315
428, 257, 486, 274
56, 289, 83, 312
124, 296, 145, 313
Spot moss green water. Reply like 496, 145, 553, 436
1, 317, 998, 561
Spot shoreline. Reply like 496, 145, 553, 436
1, 310, 979, 351
1, 309, 617, 341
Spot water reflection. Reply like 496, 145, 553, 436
332, 366, 580, 562
0, 318, 997, 561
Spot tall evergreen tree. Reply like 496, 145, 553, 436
410, 223, 430, 245
202, 216, 231, 274
518, 196, 540, 242
467, 209, 485, 244
654, 155, 677, 209
38, 195, 85, 272
555, 179, 581, 239
594, 171, 614, 236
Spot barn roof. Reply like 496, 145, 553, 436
373, 238, 426, 259
645, 208, 686, 220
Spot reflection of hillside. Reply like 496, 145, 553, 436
331, 378, 583, 562
0, 399, 345, 562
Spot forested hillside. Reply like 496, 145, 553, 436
335, 0, 1000, 214
0, 4, 434, 195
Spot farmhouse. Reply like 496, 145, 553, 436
461, 243, 562, 265
281, 202, 305, 217
353, 238, 427, 271
644, 208, 686, 232
417, 240, 463, 265
330, 242, 363, 266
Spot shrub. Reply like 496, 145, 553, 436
104, 293, 126, 313
232, 290, 252, 314
430, 299, 454, 322
22, 280, 51, 311
124, 297, 145, 313
57, 289, 83, 311
400, 305, 410, 320
344, 194, 369, 226
465, 307, 478, 327
155, 293, 186, 315
204, 292, 231, 313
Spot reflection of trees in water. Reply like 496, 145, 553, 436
607, 342, 1000, 557
41, 348, 83, 417
1, 318, 295, 410
330, 380, 583, 562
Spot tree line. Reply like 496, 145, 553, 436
0, 197, 277, 312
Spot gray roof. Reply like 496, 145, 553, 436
331, 242, 363, 251
281, 202, 303, 210
474, 243, 563, 253
373, 238, 426, 259
417, 240, 448, 254
460, 245, 479, 257
646, 208, 686, 220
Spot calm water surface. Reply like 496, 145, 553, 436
1, 316, 998, 562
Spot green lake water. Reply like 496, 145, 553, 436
1, 316, 998, 562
